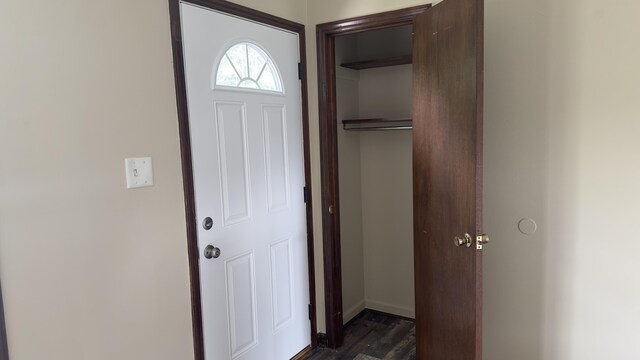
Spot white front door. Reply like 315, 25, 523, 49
180, 4, 310, 359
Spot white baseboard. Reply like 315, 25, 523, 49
343, 299, 366, 324
365, 299, 415, 319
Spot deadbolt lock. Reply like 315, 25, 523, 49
202, 217, 214, 230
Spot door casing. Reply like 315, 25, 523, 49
168, 1, 317, 359
315, 5, 431, 348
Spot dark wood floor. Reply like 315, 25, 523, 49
307, 310, 416, 360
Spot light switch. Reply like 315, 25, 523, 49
125, 157, 153, 189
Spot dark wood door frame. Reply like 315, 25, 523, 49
0, 280, 8, 359
168, 1, 317, 359
316, 4, 430, 348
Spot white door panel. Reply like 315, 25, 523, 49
180, 3, 309, 359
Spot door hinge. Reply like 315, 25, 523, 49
303, 186, 309, 203
171, 20, 180, 42
308, 304, 313, 320
298, 62, 303, 80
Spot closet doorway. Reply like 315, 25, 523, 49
335, 24, 415, 325
317, 1, 486, 358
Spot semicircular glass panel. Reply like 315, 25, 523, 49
215, 42, 284, 93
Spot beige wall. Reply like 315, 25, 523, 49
483, 0, 640, 358
336, 63, 414, 322
335, 39, 366, 323
0, 0, 193, 358
359, 65, 414, 318
0, 0, 305, 359
360, 130, 414, 317
3, 0, 640, 358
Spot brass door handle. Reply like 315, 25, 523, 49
454, 233, 490, 249
454, 233, 473, 247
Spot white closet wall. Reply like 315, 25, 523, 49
359, 65, 414, 318
337, 27, 415, 323
336, 37, 366, 323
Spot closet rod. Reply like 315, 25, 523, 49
342, 118, 412, 131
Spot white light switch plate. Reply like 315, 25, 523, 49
125, 157, 153, 189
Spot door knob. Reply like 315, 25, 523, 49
454, 233, 473, 247
454, 233, 490, 249
204, 245, 221, 259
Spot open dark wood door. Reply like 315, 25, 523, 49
412, 0, 484, 358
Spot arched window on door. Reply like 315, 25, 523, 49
214, 42, 284, 93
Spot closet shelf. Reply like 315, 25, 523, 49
340, 55, 412, 70
342, 118, 412, 131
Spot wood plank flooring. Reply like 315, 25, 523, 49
307, 310, 416, 360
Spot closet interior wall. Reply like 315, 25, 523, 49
335, 27, 415, 323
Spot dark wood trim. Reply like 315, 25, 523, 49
290, 345, 312, 360
475, 0, 485, 355
167, 1, 204, 358
316, 4, 432, 36
340, 55, 412, 70
315, 4, 430, 349
168, 1, 317, 358
316, 25, 343, 349
297, 24, 319, 350
175, 0, 303, 33
0, 280, 9, 360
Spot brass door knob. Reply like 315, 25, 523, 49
454, 233, 473, 247
454, 233, 490, 249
